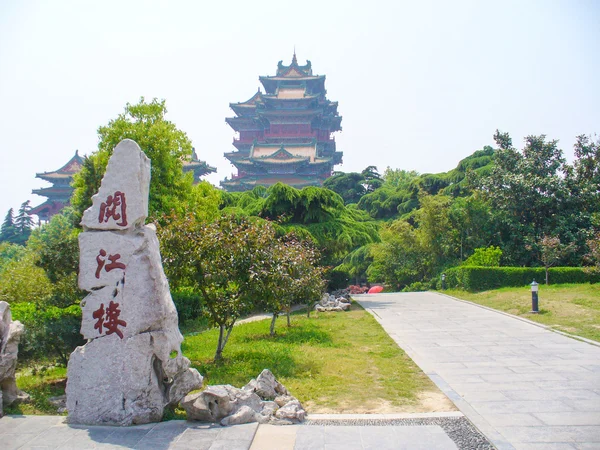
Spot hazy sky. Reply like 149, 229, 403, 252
1, 0, 598, 218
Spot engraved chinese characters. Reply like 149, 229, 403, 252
66, 139, 202, 426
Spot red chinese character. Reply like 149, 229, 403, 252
95, 250, 126, 279
104, 301, 127, 339
92, 303, 105, 335
98, 191, 128, 227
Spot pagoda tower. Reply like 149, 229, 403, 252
30, 150, 84, 222
221, 54, 343, 191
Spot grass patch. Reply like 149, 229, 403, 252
183, 306, 437, 412
446, 283, 600, 342
5, 365, 67, 415
9, 304, 446, 415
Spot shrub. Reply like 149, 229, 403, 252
463, 246, 502, 267
171, 288, 204, 324
445, 266, 600, 292
10, 302, 85, 365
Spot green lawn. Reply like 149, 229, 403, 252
5, 366, 67, 415
183, 305, 448, 413
446, 283, 600, 342
7, 303, 452, 416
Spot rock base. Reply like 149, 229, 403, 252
181, 369, 305, 426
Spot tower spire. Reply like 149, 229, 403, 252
292, 46, 297, 65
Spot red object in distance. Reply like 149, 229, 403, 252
368, 286, 384, 294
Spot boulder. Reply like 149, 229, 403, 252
244, 369, 289, 400
0, 302, 30, 416
180, 384, 263, 423
183, 370, 304, 426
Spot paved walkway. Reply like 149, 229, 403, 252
355, 292, 600, 450
0, 413, 477, 449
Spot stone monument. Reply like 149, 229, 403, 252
66, 139, 202, 425
0, 301, 30, 417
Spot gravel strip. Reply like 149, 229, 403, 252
304, 416, 494, 450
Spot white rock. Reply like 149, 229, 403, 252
274, 395, 295, 407
274, 399, 306, 422
244, 369, 289, 400
220, 405, 261, 426
0, 302, 29, 416
81, 139, 150, 231
180, 384, 262, 423
261, 400, 279, 416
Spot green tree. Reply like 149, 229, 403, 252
368, 220, 426, 290
0, 208, 17, 243
323, 166, 382, 205
449, 194, 493, 261
27, 213, 82, 308
533, 235, 576, 285
415, 193, 457, 273
71, 98, 195, 222
0, 242, 27, 273
13, 200, 35, 245
0, 251, 53, 305
158, 214, 278, 362
477, 131, 588, 265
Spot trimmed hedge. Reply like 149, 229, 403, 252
445, 266, 600, 292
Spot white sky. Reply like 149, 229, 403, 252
1, 0, 599, 217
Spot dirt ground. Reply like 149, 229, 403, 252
304, 390, 457, 414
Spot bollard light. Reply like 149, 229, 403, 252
441, 273, 446, 290
530, 280, 539, 313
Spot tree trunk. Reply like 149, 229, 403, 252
545, 267, 549, 285
214, 325, 225, 362
270, 314, 277, 336
307, 305, 311, 318
286, 309, 291, 327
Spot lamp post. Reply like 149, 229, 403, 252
441, 273, 446, 290
530, 280, 539, 313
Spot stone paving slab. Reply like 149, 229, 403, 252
293, 424, 457, 450
0, 416, 258, 450
355, 292, 600, 450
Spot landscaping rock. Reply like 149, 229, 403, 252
182, 369, 305, 426
220, 405, 262, 426
315, 293, 351, 312
66, 139, 202, 426
275, 399, 306, 422
0, 301, 30, 416
244, 369, 289, 400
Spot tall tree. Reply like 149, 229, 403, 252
0, 209, 17, 243
158, 214, 279, 362
13, 200, 35, 244
477, 131, 587, 265
71, 98, 195, 222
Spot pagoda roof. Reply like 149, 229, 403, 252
276, 53, 313, 76
229, 90, 264, 116
225, 116, 264, 131
36, 150, 84, 182
259, 54, 326, 94
254, 146, 309, 164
